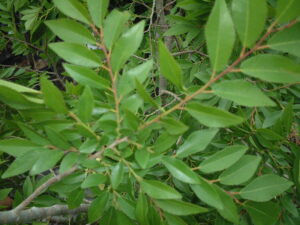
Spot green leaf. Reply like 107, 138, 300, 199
111, 21, 145, 72
18, 123, 50, 146
49, 42, 101, 68
30, 150, 64, 175
53, 0, 91, 24
111, 162, 124, 189
0, 139, 40, 157
45, 19, 95, 45
136, 79, 160, 109
67, 188, 84, 209
158, 41, 184, 89
77, 86, 94, 122
135, 192, 149, 225
240, 54, 300, 83
87, 0, 109, 28
41, 77, 67, 114
199, 145, 248, 173
155, 199, 208, 216
63, 64, 109, 90
245, 201, 280, 225
276, 0, 300, 23
219, 155, 261, 185
212, 80, 275, 107
0, 79, 40, 94
268, 23, 300, 58
164, 213, 188, 225
160, 117, 188, 135
140, 180, 182, 199
176, 129, 218, 158
45, 126, 71, 150
162, 157, 200, 184
205, 0, 235, 71
59, 152, 78, 174
81, 174, 107, 188
103, 10, 131, 49
240, 174, 293, 202
232, 0, 267, 47
186, 102, 245, 128
0, 188, 12, 201
135, 148, 150, 169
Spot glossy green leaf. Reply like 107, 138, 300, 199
240, 174, 293, 202
81, 174, 107, 188
232, 0, 267, 47
219, 155, 261, 185
45, 126, 71, 150
30, 150, 64, 175
164, 213, 188, 225
59, 152, 78, 174
276, 0, 300, 23
160, 117, 188, 135
111, 21, 145, 72
240, 54, 300, 83
103, 10, 131, 49
41, 77, 67, 113
245, 201, 280, 225
212, 80, 275, 107
88, 192, 109, 223
0, 139, 40, 157
87, 0, 109, 27
67, 188, 84, 209
111, 162, 124, 189
155, 199, 208, 216
187, 102, 245, 128
53, 0, 91, 24
49, 42, 101, 68
162, 157, 200, 184
159, 41, 184, 89
135, 192, 149, 225
63, 64, 109, 89
176, 129, 218, 158
199, 145, 247, 173
205, 0, 235, 71
140, 180, 181, 199
268, 23, 300, 57
77, 86, 94, 122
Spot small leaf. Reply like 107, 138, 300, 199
136, 79, 160, 108
0, 139, 40, 157
155, 199, 208, 216
18, 123, 50, 146
219, 155, 261, 185
186, 102, 245, 127
159, 41, 184, 89
0, 79, 39, 94
205, 0, 235, 71
162, 157, 200, 184
199, 145, 248, 173
63, 64, 109, 90
212, 80, 275, 107
41, 77, 67, 113
176, 129, 218, 158
111, 162, 124, 189
111, 21, 145, 72
268, 23, 300, 58
49, 42, 101, 68
164, 214, 188, 225
135, 148, 150, 169
77, 86, 94, 122
276, 0, 300, 23
135, 192, 149, 225
87, 0, 109, 27
240, 54, 300, 83
53, 0, 91, 24
81, 174, 107, 188
232, 0, 267, 47
0, 188, 12, 201
59, 152, 78, 174
45, 126, 71, 150
240, 174, 293, 202
160, 117, 188, 135
67, 188, 84, 209
140, 180, 182, 199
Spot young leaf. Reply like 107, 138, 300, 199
49, 43, 101, 68
240, 54, 300, 83
176, 129, 218, 158
67, 188, 84, 209
87, 0, 109, 28
77, 86, 94, 122
0, 79, 40, 94
0, 139, 40, 157
155, 199, 208, 216
81, 174, 107, 188
45, 19, 96, 45
103, 10, 131, 49
88, 191, 109, 223
140, 180, 182, 199
199, 145, 248, 173
219, 155, 261, 185
53, 0, 91, 24
63, 64, 109, 90
240, 174, 293, 202
268, 23, 300, 58
276, 0, 300, 23
212, 80, 275, 107
111, 21, 145, 72
232, 0, 267, 47
160, 117, 189, 135
40, 77, 67, 113
111, 162, 124, 189
205, 0, 235, 71
186, 102, 245, 127
162, 157, 200, 184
